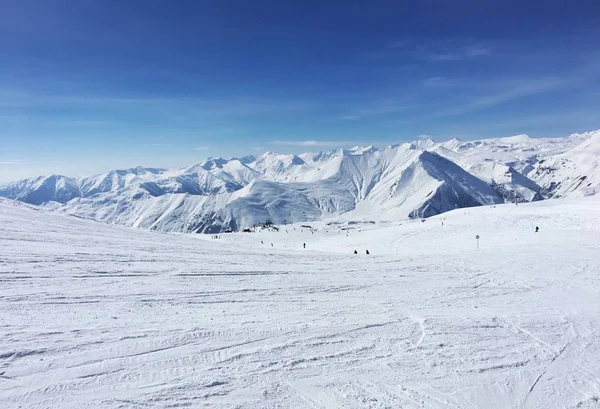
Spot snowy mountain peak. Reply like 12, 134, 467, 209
348, 146, 379, 155
0, 174, 81, 205
568, 129, 600, 154
409, 137, 436, 150
235, 155, 257, 164
497, 134, 531, 144
129, 166, 150, 174
201, 157, 228, 170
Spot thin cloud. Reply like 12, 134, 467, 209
0, 90, 322, 118
0, 159, 27, 165
465, 45, 491, 57
48, 119, 115, 127
435, 78, 565, 117
422, 77, 445, 86
370, 39, 492, 62
425, 45, 491, 62
193, 146, 211, 151
387, 39, 411, 49
339, 97, 420, 120
271, 140, 364, 147
421, 77, 474, 89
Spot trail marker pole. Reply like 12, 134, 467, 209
476, 234, 480, 249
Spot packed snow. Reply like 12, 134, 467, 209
2, 196, 600, 408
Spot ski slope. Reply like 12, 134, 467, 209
210, 197, 600, 257
2, 197, 600, 408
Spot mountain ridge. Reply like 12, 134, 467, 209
1, 129, 598, 232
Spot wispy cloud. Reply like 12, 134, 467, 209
271, 140, 364, 147
338, 97, 420, 120
422, 77, 445, 87
434, 110, 600, 137
425, 44, 491, 62
0, 159, 27, 165
50, 119, 116, 127
193, 146, 211, 151
367, 39, 492, 62
419, 65, 600, 118
465, 45, 492, 57
387, 39, 411, 49
434, 78, 565, 117
0, 90, 322, 119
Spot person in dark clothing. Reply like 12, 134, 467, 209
535, 226, 539, 232
366, 250, 370, 255
353, 250, 358, 254
303, 243, 306, 249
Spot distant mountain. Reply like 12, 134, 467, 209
529, 130, 600, 198
1, 129, 598, 232
0, 175, 81, 205
356, 150, 503, 219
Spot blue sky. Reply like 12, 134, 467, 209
1, 0, 600, 181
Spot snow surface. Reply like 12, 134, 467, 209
2, 196, 600, 408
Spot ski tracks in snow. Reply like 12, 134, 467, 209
2, 199, 600, 407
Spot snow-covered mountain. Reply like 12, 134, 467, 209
433, 130, 598, 201
1, 130, 598, 232
0, 174, 81, 205
528, 130, 600, 198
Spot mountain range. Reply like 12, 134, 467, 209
1, 129, 598, 233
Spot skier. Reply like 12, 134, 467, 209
535, 226, 539, 233
261, 240, 264, 244
303, 243, 306, 249
366, 250, 370, 255
271, 243, 273, 247
353, 250, 358, 254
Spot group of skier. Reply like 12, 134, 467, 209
253, 221, 541, 254
259, 239, 371, 254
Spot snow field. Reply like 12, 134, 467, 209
1, 197, 600, 408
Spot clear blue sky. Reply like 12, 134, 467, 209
1, 0, 600, 181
